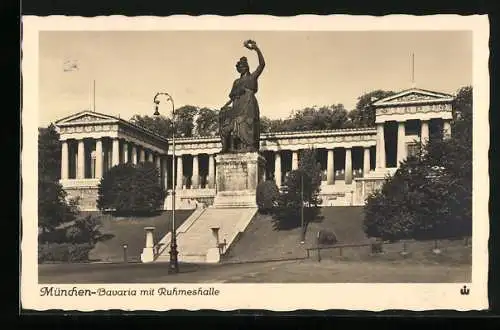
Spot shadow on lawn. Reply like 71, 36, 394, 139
268, 209, 325, 232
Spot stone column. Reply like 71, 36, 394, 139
176, 156, 183, 189
122, 141, 129, 164
397, 121, 406, 166
292, 150, 299, 170
112, 138, 120, 167
376, 123, 386, 169
363, 147, 370, 176
327, 149, 334, 185
131, 145, 138, 164
77, 139, 85, 179
274, 151, 282, 187
147, 151, 154, 163
139, 148, 146, 162
60, 140, 69, 180
192, 154, 199, 189
155, 154, 161, 170
208, 154, 215, 189
421, 120, 429, 145
443, 120, 452, 139
95, 139, 103, 179
345, 148, 352, 184
90, 150, 96, 178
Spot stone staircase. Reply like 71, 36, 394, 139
319, 181, 355, 206
154, 206, 257, 264
154, 207, 206, 260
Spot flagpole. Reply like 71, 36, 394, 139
92, 79, 96, 112
411, 52, 415, 88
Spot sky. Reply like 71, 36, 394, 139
38, 30, 472, 127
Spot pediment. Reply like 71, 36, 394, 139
373, 89, 454, 106
55, 111, 118, 125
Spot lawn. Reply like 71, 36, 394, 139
306, 238, 472, 266
224, 206, 370, 263
85, 210, 194, 263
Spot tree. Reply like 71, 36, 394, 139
38, 124, 61, 181
38, 180, 80, 233
65, 215, 103, 245
175, 105, 198, 137
195, 107, 219, 136
279, 104, 352, 132
349, 90, 396, 127
131, 105, 219, 138
38, 124, 79, 233
260, 116, 285, 133
256, 180, 280, 214
96, 162, 165, 215
452, 85, 473, 123
130, 114, 173, 138
273, 148, 322, 231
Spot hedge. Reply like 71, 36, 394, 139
38, 243, 94, 263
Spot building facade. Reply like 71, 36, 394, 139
54, 88, 454, 210
55, 111, 170, 210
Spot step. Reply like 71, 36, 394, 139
178, 254, 206, 263
154, 207, 207, 259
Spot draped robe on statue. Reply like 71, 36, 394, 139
219, 71, 260, 153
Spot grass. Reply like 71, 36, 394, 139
307, 239, 471, 266
223, 206, 368, 263
84, 210, 194, 263
308, 206, 368, 243
223, 206, 471, 269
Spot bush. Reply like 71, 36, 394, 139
38, 227, 68, 244
256, 180, 279, 214
317, 229, 338, 245
38, 243, 94, 263
97, 162, 165, 214
65, 215, 103, 244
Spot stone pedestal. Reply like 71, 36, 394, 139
213, 152, 266, 208
141, 226, 156, 263
206, 247, 221, 263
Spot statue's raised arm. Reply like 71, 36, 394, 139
219, 40, 265, 153
244, 40, 265, 78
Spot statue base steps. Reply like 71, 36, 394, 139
213, 191, 258, 208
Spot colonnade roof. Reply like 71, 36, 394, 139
172, 126, 377, 143
372, 88, 455, 107
55, 110, 169, 144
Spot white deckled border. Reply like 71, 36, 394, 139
21, 14, 489, 311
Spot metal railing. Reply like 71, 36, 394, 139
306, 237, 472, 262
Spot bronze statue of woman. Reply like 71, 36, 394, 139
220, 40, 265, 153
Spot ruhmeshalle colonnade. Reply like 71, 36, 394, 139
55, 88, 454, 210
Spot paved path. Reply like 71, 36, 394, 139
39, 259, 471, 284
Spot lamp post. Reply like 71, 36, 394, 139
153, 92, 179, 274
300, 171, 305, 244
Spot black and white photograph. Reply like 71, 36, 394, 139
21, 15, 489, 311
